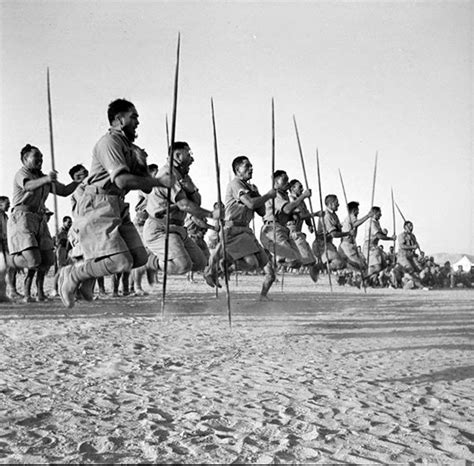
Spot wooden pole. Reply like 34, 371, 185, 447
271, 98, 278, 286
211, 98, 232, 327
46, 68, 59, 237
161, 33, 181, 318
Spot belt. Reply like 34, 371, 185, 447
226, 220, 248, 227
13, 205, 44, 214
84, 185, 124, 198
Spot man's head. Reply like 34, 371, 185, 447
324, 194, 339, 211
404, 220, 413, 232
288, 179, 303, 196
20, 144, 43, 171
347, 201, 359, 216
273, 170, 289, 191
372, 206, 382, 220
0, 196, 10, 213
62, 216, 72, 230
232, 156, 253, 181
69, 164, 89, 182
169, 142, 193, 173
148, 164, 158, 177
108, 99, 139, 142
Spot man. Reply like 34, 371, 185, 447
9, 144, 79, 303
313, 194, 353, 271
286, 179, 321, 281
397, 220, 421, 275
338, 201, 373, 273
0, 196, 13, 302
260, 172, 320, 282
143, 142, 220, 276
362, 207, 396, 280
205, 156, 276, 298
58, 98, 173, 308
51, 216, 73, 296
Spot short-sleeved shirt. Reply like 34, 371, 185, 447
398, 231, 417, 252
225, 178, 260, 227
341, 213, 358, 244
287, 193, 310, 232
263, 190, 291, 225
12, 167, 50, 211
85, 128, 146, 196
185, 215, 207, 238
318, 209, 341, 243
146, 163, 198, 227
364, 218, 382, 248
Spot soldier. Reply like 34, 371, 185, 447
58, 99, 173, 308
338, 201, 373, 273
0, 196, 13, 302
362, 207, 396, 281
143, 142, 220, 276
397, 220, 421, 274
9, 144, 79, 302
205, 156, 276, 298
313, 194, 353, 271
286, 179, 321, 281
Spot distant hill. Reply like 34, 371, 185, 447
431, 253, 474, 264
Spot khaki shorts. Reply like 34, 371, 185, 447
260, 224, 302, 263
74, 188, 144, 261
143, 219, 206, 271
8, 210, 54, 254
290, 231, 316, 265
224, 226, 265, 261
339, 240, 366, 270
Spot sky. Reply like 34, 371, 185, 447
1, 0, 472, 255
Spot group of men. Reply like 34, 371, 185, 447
0, 98, 467, 307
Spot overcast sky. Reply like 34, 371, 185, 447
1, 0, 472, 254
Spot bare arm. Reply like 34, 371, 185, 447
54, 181, 80, 197
282, 190, 311, 215
115, 172, 174, 191
24, 174, 54, 192
240, 189, 276, 211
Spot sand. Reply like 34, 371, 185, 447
0, 274, 473, 464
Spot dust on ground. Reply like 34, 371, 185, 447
0, 275, 473, 463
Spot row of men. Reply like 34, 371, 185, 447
0, 98, 431, 306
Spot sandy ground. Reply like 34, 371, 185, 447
0, 274, 473, 464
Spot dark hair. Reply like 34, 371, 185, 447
107, 98, 135, 125
232, 156, 249, 174
347, 201, 359, 212
69, 164, 87, 180
288, 179, 301, 190
324, 194, 337, 206
63, 216, 72, 223
169, 141, 190, 154
274, 170, 287, 179
20, 144, 39, 162
0, 196, 9, 203
404, 220, 412, 228
148, 164, 158, 172
372, 206, 381, 214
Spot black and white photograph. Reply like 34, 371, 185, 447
0, 0, 473, 463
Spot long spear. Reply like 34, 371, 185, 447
338, 169, 367, 293
211, 98, 232, 327
365, 152, 378, 280
292, 116, 332, 290
316, 149, 333, 292
165, 114, 170, 149
161, 33, 181, 318
391, 187, 396, 251
46, 68, 59, 237
271, 99, 278, 286
395, 201, 406, 222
